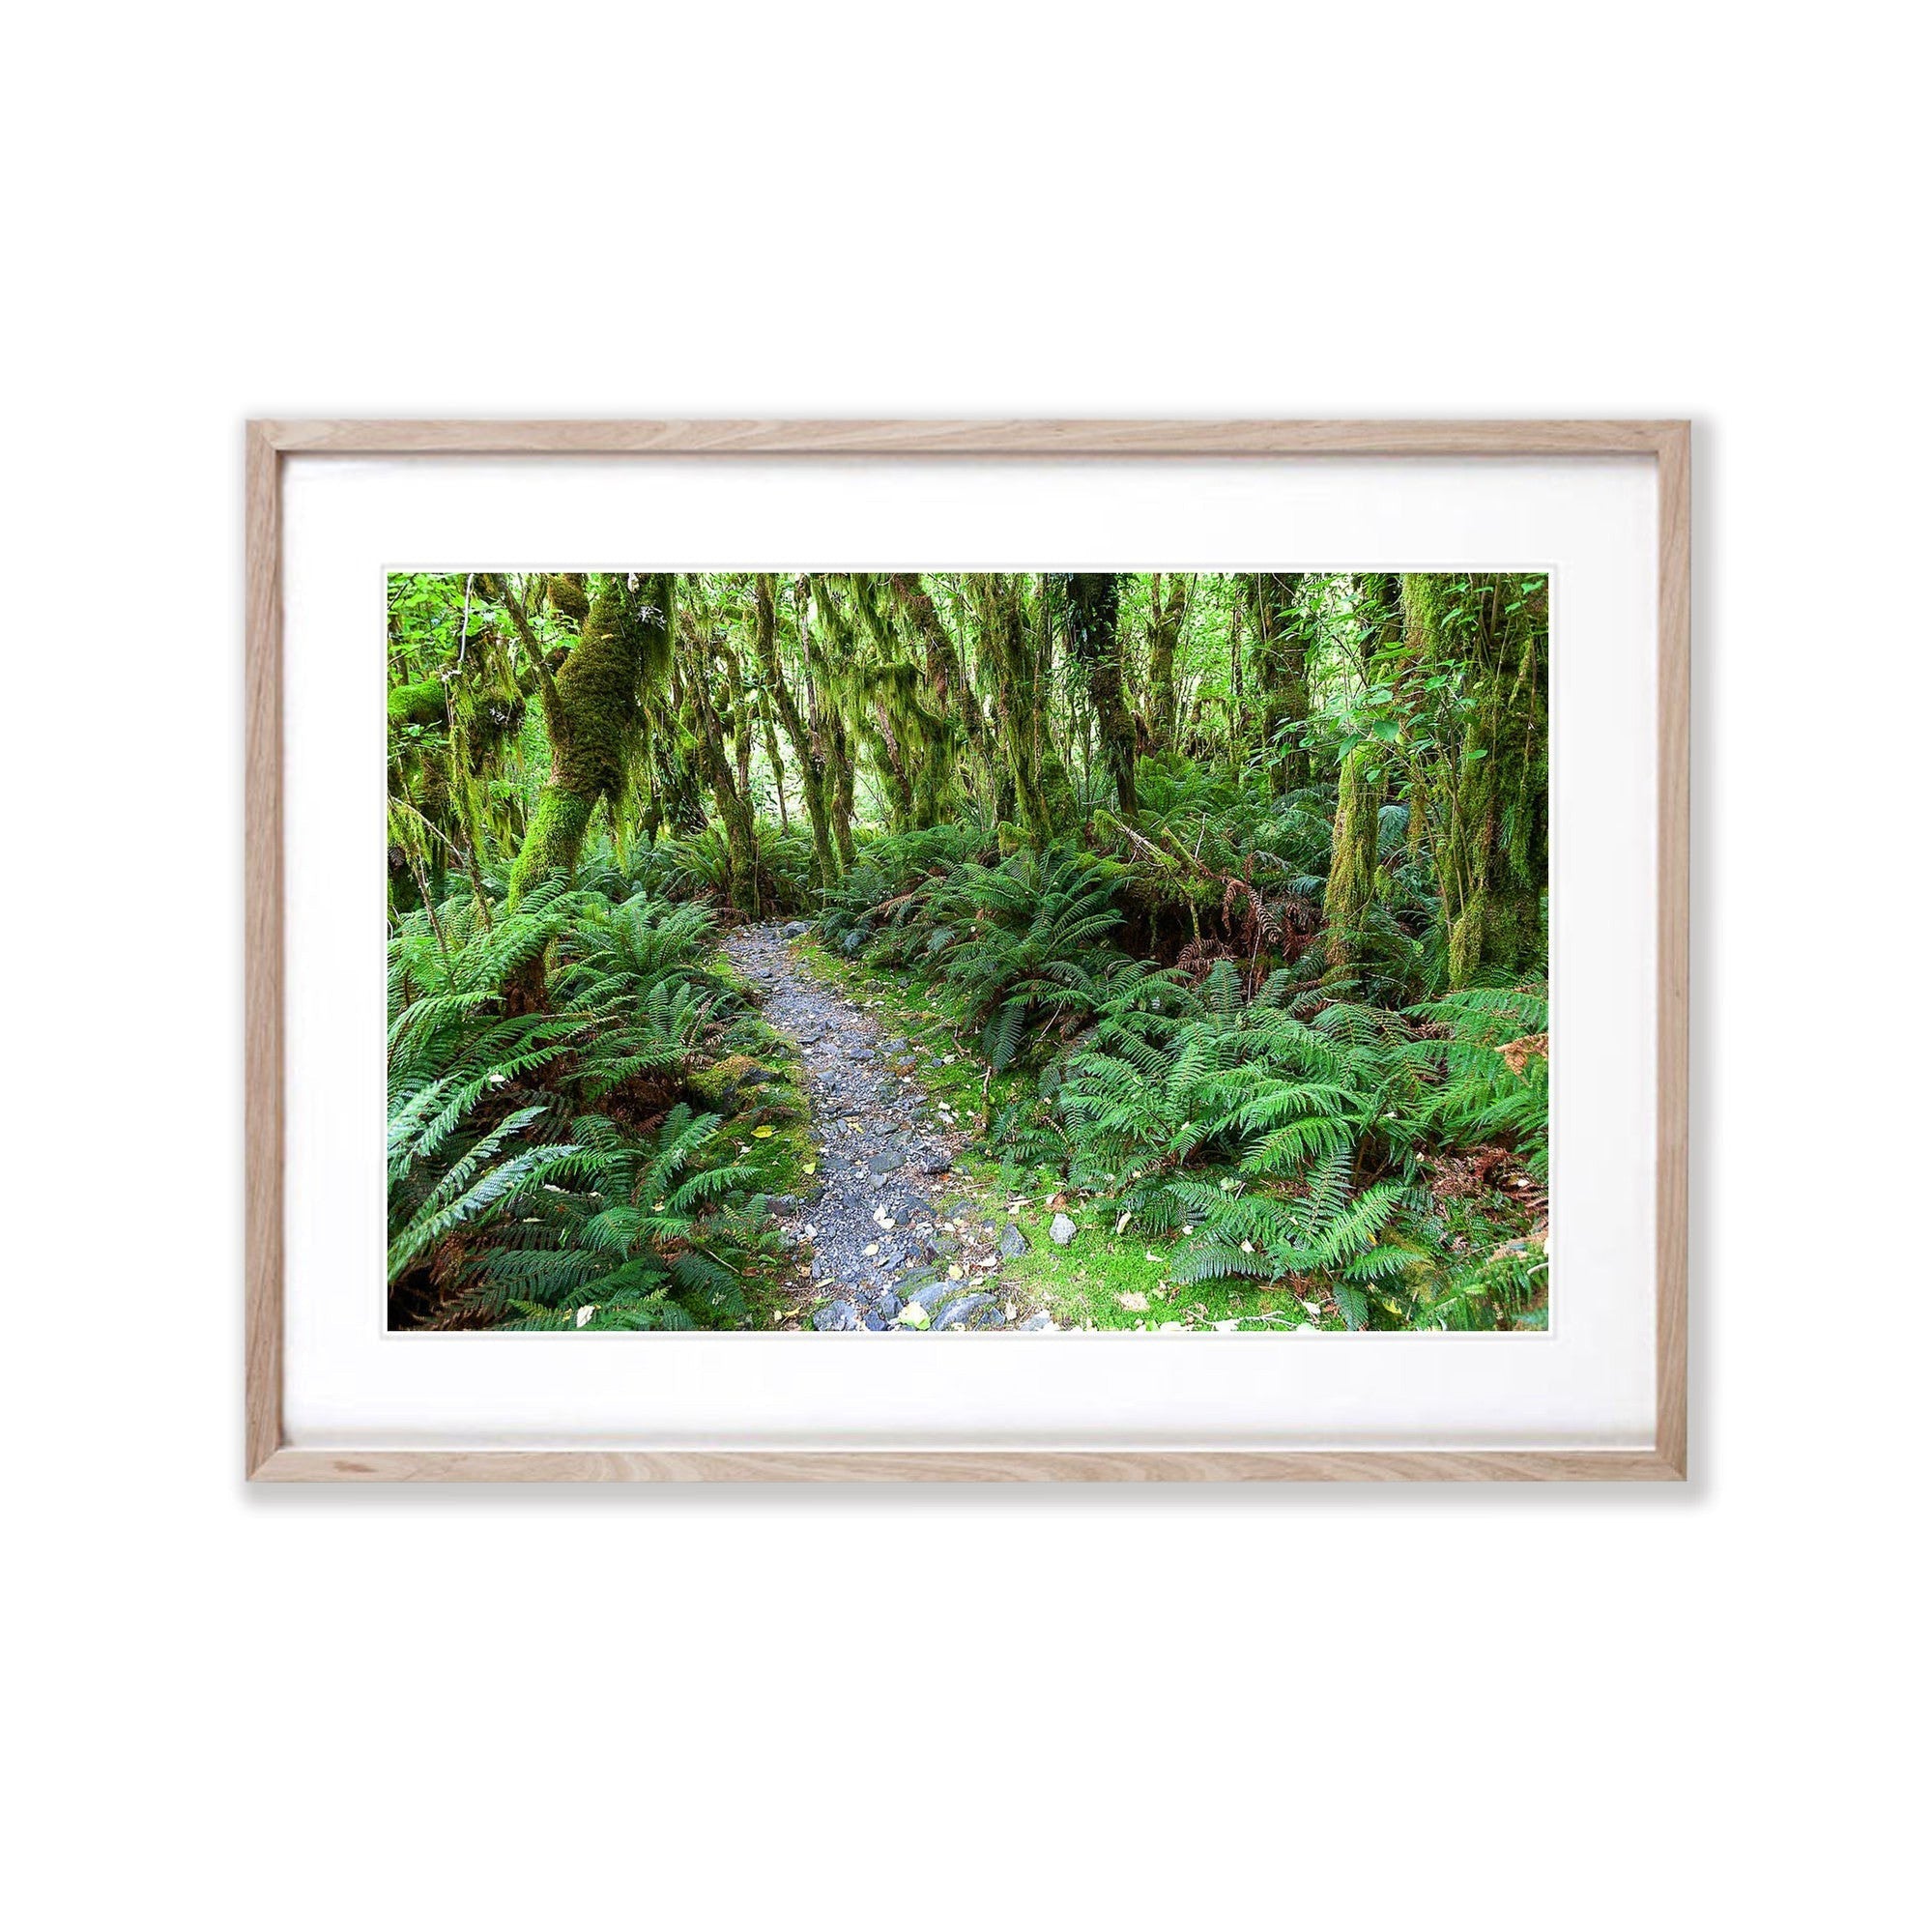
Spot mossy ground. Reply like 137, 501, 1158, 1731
707, 960, 818, 1200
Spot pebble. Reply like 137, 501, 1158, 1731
934, 1292, 1004, 1331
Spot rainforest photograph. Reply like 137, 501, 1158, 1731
388, 567, 1549, 1336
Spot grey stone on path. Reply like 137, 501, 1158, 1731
869, 1147, 907, 1175
997, 1222, 1030, 1259
1050, 1212, 1078, 1247
874, 1289, 902, 1319
812, 1299, 859, 1332
934, 1292, 1004, 1332
1020, 1312, 1057, 1331
781, 921, 812, 939
906, 1278, 956, 1314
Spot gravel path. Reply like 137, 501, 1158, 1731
724, 922, 1053, 1334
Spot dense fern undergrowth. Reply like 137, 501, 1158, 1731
389, 569, 1549, 1332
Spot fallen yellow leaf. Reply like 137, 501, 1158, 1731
752, 1125, 775, 1139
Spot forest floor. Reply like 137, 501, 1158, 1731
727, 923, 1388, 1334
725, 923, 1057, 1333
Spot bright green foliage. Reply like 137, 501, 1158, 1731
389, 569, 1550, 1332
822, 834, 1125, 1066
476, 1107, 782, 1332
1053, 960, 1548, 1328
385, 880, 792, 1330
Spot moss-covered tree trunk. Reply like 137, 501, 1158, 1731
888, 573, 983, 760
1143, 573, 1189, 752
685, 617, 762, 918
968, 573, 1061, 841
752, 659, 790, 830
796, 581, 857, 865
1322, 741, 1383, 970
508, 572, 672, 902
1250, 571, 1312, 793
754, 574, 836, 890
826, 706, 857, 865
641, 665, 708, 843
1398, 573, 1548, 986
870, 702, 917, 827
835, 575, 956, 833
1053, 572, 1139, 820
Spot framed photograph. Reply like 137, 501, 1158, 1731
246, 418, 1688, 1482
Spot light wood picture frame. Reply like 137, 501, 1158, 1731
245, 418, 1688, 1483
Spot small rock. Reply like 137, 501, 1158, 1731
1021, 1312, 1057, 1332
812, 1299, 859, 1332
934, 1292, 1004, 1332
906, 1279, 954, 1314
869, 1148, 907, 1174
862, 1313, 889, 1331
874, 1290, 903, 1319
921, 1155, 953, 1177
997, 1222, 1030, 1259
1050, 1213, 1078, 1246
781, 921, 812, 939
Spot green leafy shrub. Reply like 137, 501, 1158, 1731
458, 1107, 784, 1331
386, 881, 786, 1329
1053, 960, 1547, 1328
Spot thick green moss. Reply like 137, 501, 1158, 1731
507, 790, 593, 900
546, 573, 591, 624
387, 679, 445, 727
549, 578, 649, 799
507, 575, 675, 901
1322, 743, 1381, 968
1400, 572, 1547, 987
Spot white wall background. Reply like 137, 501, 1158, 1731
6, 5, 1925, 1928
